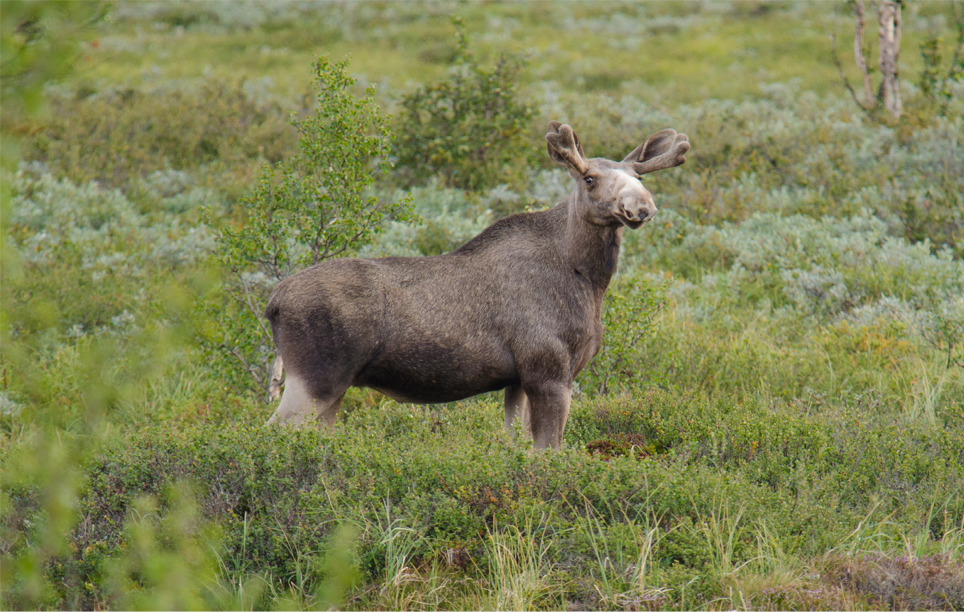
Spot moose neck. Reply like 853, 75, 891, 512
560, 194, 623, 296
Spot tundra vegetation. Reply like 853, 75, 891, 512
2, 1, 964, 610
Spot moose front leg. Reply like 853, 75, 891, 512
522, 380, 572, 450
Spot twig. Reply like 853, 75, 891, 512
593, 300, 665, 395
227, 271, 274, 345
829, 28, 871, 116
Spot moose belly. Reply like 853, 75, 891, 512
355, 340, 518, 404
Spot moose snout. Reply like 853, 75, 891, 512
618, 196, 657, 226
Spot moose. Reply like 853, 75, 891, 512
264, 121, 689, 449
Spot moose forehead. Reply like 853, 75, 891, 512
586, 159, 647, 195
587, 158, 636, 177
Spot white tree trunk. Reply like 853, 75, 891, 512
877, 0, 902, 118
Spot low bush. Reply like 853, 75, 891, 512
578, 273, 668, 397
818, 553, 964, 610
393, 19, 535, 191
21, 77, 295, 197
549, 84, 964, 255
202, 56, 416, 395
4, 387, 961, 609
5, 172, 216, 336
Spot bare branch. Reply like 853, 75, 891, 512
237, 280, 273, 343
223, 343, 267, 389
829, 27, 870, 114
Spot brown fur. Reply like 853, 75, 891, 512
265, 122, 689, 449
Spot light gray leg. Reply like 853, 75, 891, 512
268, 355, 285, 401
504, 385, 530, 438
266, 374, 346, 427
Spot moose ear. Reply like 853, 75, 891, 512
546, 121, 589, 174
624, 129, 690, 175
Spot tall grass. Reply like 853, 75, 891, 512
484, 514, 560, 611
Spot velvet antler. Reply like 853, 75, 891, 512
623, 129, 690, 175
546, 121, 589, 175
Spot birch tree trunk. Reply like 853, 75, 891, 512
877, 0, 903, 118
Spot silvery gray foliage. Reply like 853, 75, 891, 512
624, 207, 963, 351
555, 4, 713, 39
360, 181, 493, 258
13, 173, 139, 239
111, 0, 321, 31
781, 267, 857, 316
0, 391, 23, 417
404, 179, 474, 218
542, 84, 962, 246
356, 222, 420, 259
521, 169, 572, 210
482, 184, 521, 212
363, 169, 582, 259
9, 171, 217, 270
142, 169, 194, 198
845, 295, 926, 330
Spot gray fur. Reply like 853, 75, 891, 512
265, 122, 690, 449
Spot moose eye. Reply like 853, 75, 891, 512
584, 176, 595, 186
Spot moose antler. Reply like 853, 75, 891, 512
623, 129, 690, 175
546, 121, 589, 174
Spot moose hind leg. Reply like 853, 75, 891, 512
504, 385, 530, 438
268, 355, 285, 401
266, 373, 346, 426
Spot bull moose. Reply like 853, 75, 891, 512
264, 121, 689, 449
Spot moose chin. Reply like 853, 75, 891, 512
264, 121, 690, 449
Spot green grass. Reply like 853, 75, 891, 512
73, 2, 962, 107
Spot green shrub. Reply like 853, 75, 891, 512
204, 56, 416, 394
5, 387, 962, 610
1, 172, 221, 431
916, 19, 964, 114
578, 273, 668, 396
613, 208, 964, 413
22, 78, 294, 196
110, 0, 338, 33
6, 173, 216, 335
393, 18, 535, 191
0, 1, 106, 117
